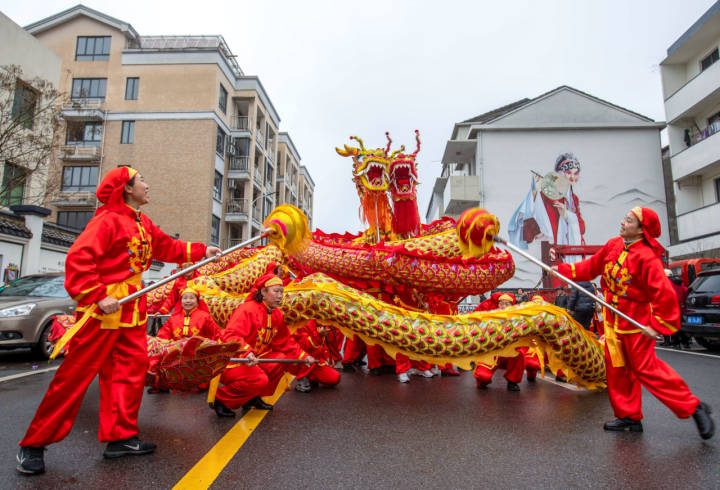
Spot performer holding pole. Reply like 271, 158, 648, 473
16, 167, 221, 475
534, 207, 713, 439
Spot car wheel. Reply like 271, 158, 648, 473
694, 336, 720, 351
31, 323, 54, 359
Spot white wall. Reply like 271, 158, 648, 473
0, 240, 25, 285
38, 247, 67, 273
479, 127, 667, 287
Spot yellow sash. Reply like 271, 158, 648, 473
50, 274, 143, 360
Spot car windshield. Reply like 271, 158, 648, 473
0, 275, 69, 298
690, 274, 720, 294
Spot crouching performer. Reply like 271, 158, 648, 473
16, 167, 219, 475
211, 273, 318, 417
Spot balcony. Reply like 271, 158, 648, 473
255, 130, 265, 148
231, 116, 252, 133
442, 175, 482, 216
61, 100, 105, 120
266, 149, 274, 164
665, 60, 720, 123
223, 237, 246, 248
676, 202, 720, 242
252, 167, 263, 188
224, 198, 249, 222
227, 156, 250, 179
58, 145, 101, 162
50, 190, 97, 207
671, 130, 720, 180
251, 204, 262, 225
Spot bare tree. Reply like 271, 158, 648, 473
0, 65, 65, 207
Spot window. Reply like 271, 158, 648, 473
701, 48, 719, 72
232, 137, 250, 157
57, 210, 93, 231
216, 126, 226, 156
211, 215, 220, 245
715, 177, 720, 203
218, 84, 227, 114
1, 163, 25, 207
66, 121, 102, 146
213, 171, 223, 201
125, 77, 139, 100
71, 78, 107, 100
62, 166, 98, 192
76, 36, 111, 61
121, 121, 135, 144
11, 81, 37, 130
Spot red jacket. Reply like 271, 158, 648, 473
294, 320, 335, 362
156, 308, 221, 341
222, 299, 307, 359
558, 237, 678, 335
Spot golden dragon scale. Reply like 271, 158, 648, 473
195, 273, 606, 390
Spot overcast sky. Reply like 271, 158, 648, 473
1, 0, 716, 234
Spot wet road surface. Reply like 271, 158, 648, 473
1, 348, 718, 489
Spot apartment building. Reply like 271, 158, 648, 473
298, 165, 315, 230
23, 4, 314, 253
659, 0, 720, 259
427, 85, 666, 287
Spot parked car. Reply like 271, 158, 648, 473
0, 273, 76, 358
682, 268, 720, 351
669, 258, 720, 286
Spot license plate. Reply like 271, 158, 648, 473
686, 316, 703, 324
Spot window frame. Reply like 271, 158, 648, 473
125, 77, 139, 100
213, 170, 223, 202
121, 121, 135, 144
66, 121, 102, 146
216, 126, 226, 157
1, 162, 25, 207
715, 176, 720, 203
700, 47, 719, 72
219, 84, 228, 114
210, 215, 221, 245
61, 166, 99, 193
75, 36, 111, 61
11, 80, 38, 130
57, 210, 94, 231
71, 78, 107, 101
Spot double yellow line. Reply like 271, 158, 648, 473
173, 375, 292, 489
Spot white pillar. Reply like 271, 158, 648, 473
10, 205, 51, 276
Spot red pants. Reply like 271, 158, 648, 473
342, 335, 366, 364
216, 351, 313, 410
367, 344, 395, 370
300, 363, 341, 386
606, 332, 700, 420
474, 354, 525, 386
20, 322, 148, 447
518, 347, 540, 381
395, 353, 431, 374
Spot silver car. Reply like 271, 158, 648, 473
0, 273, 76, 358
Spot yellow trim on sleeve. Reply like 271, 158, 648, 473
654, 314, 678, 333
187, 242, 193, 263
570, 263, 576, 279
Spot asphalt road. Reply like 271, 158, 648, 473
1, 347, 718, 489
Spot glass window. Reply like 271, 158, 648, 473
62, 166, 98, 192
11, 81, 37, 130
216, 126, 226, 156
76, 36, 111, 61
125, 77, 139, 100
213, 171, 223, 201
71, 78, 107, 100
57, 210, 93, 231
219, 84, 227, 114
211, 215, 220, 245
715, 177, 720, 203
233, 137, 250, 157
701, 48, 719, 72
66, 121, 102, 146
0, 275, 68, 298
1, 163, 25, 207
121, 121, 135, 144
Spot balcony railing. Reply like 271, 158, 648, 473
252, 205, 262, 223
676, 202, 720, 242
50, 190, 97, 206
266, 149, 274, 164
252, 167, 263, 186
228, 155, 249, 172
59, 145, 101, 161
61, 100, 105, 120
671, 129, 720, 180
231, 116, 252, 131
255, 130, 265, 148
225, 198, 249, 215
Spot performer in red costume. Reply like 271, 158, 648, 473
155, 288, 220, 341
553, 207, 714, 439
473, 293, 526, 391
17, 167, 220, 475
212, 273, 317, 417
151, 263, 200, 315
293, 320, 341, 392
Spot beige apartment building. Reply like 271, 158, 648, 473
23, 5, 314, 251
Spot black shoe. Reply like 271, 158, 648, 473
603, 418, 643, 432
212, 400, 236, 418
243, 396, 273, 411
476, 383, 489, 390
294, 377, 312, 393
692, 402, 715, 440
507, 381, 520, 392
103, 436, 157, 459
342, 363, 356, 373
369, 368, 383, 376
16, 446, 45, 475
147, 387, 170, 394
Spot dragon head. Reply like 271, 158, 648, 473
335, 136, 390, 193
387, 130, 420, 202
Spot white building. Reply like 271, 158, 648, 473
660, 0, 720, 259
428, 86, 667, 288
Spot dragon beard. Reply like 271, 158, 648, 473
392, 196, 421, 238
360, 191, 393, 237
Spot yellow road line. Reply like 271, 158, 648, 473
173, 374, 293, 490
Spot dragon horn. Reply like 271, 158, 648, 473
389, 145, 406, 159
412, 129, 421, 157
385, 132, 392, 156
350, 135, 367, 152
335, 145, 358, 157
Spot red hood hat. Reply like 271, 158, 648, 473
244, 273, 283, 302
95, 167, 137, 216
630, 207, 665, 258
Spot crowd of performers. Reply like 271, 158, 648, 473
15, 168, 715, 477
